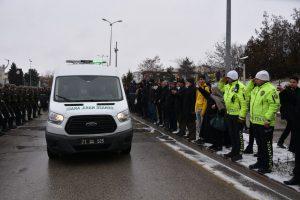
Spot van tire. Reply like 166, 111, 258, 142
47, 148, 59, 159
121, 145, 131, 155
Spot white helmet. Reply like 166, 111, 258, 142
226, 70, 238, 81
255, 70, 270, 81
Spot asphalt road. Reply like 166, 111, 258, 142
0, 114, 253, 200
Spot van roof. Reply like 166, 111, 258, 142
54, 65, 120, 77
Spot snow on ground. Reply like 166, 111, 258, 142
212, 132, 300, 192
134, 116, 300, 193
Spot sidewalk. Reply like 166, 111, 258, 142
132, 114, 300, 193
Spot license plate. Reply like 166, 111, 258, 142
80, 138, 104, 145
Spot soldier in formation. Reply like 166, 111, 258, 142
0, 84, 50, 135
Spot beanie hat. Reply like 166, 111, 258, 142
226, 70, 238, 81
255, 70, 270, 81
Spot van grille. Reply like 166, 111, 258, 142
65, 115, 117, 135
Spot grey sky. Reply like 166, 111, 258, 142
0, 0, 299, 76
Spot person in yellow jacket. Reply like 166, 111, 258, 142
218, 70, 247, 162
195, 75, 210, 144
247, 70, 280, 174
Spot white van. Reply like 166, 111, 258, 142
46, 61, 133, 159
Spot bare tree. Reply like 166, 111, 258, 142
138, 56, 163, 72
205, 39, 245, 69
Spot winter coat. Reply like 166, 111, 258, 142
195, 83, 210, 116
218, 80, 247, 118
249, 82, 280, 126
279, 87, 300, 121
182, 86, 196, 120
175, 87, 185, 117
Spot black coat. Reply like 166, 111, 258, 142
279, 87, 300, 121
175, 87, 185, 117
160, 86, 169, 109
182, 86, 196, 121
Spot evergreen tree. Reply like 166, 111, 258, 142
24, 69, 39, 86
178, 57, 195, 79
8, 63, 18, 84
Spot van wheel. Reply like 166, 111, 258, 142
47, 148, 59, 159
121, 145, 131, 155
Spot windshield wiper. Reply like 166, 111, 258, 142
55, 95, 72, 102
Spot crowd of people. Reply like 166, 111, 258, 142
125, 70, 300, 186
0, 84, 50, 135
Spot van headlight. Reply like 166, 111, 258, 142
48, 112, 64, 124
116, 110, 130, 122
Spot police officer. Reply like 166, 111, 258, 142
248, 70, 280, 174
218, 70, 247, 162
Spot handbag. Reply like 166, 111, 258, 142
210, 114, 226, 132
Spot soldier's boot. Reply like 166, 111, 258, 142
2, 120, 9, 132
9, 118, 17, 129
28, 111, 32, 120
16, 117, 22, 126
0, 124, 4, 135
33, 109, 37, 118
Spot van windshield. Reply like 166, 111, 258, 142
54, 76, 123, 102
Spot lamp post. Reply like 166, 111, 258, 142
114, 42, 118, 68
29, 59, 32, 86
239, 56, 248, 83
102, 18, 122, 66
225, 0, 231, 72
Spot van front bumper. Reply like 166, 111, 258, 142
45, 129, 133, 154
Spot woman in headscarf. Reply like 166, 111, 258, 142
197, 86, 226, 151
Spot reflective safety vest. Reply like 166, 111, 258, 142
218, 80, 247, 118
249, 82, 280, 126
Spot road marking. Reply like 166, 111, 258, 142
132, 116, 293, 200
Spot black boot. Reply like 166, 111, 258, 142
249, 162, 261, 170
258, 168, 272, 174
224, 152, 233, 158
284, 177, 300, 185
231, 154, 243, 162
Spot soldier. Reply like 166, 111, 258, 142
0, 86, 7, 134
3, 84, 17, 129
32, 87, 38, 118
25, 87, 33, 121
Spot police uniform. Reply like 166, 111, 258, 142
218, 71, 247, 161
249, 71, 280, 173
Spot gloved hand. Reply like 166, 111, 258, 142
264, 121, 270, 128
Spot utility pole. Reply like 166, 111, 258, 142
29, 59, 32, 86
114, 42, 119, 68
225, 0, 231, 71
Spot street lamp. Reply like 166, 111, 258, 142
239, 56, 248, 83
102, 18, 122, 66
29, 59, 32, 86
225, 0, 231, 72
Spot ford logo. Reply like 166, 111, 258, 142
85, 122, 98, 127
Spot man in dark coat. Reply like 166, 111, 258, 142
284, 77, 300, 185
177, 78, 196, 141
175, 79, 185, 135
160, 81, 169, 127
277, 77, 300, 152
